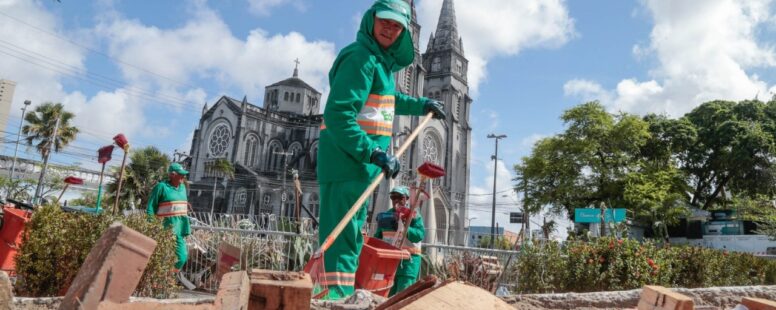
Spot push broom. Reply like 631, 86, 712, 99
304, 112, 436, 298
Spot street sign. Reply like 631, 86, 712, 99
509, 212, 523, 223
574, 208, 626, 223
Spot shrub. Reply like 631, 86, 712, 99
14, 205, 179, 298
515, 237, 776, 293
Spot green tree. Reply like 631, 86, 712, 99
107, 147, 171, 210
681, 100, 776, 210
22, 102, 78, 202
478, 236, 512, 250
208, 158, 234, 213
516, 102, 651, 220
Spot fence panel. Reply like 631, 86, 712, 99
181, 212, 317, 292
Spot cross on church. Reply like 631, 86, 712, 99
294, 58, 300, 69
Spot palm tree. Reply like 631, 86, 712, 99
107, 146, 171, 210
209, 158, 234, 214
22, 102, 78, 203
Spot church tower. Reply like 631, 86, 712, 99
373, 0, 471, 246
421, 0, 472, 245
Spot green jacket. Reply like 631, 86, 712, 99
317, 2, 428, 183
147, 180, 191, 237
374, 208, 424, 276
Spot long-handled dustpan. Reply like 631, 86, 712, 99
304, 112, 436, 298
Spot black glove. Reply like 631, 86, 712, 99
423, 99, 446, 120
370, 148, 400, 179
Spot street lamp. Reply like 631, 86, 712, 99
487, 133, 507, 249
466, 216, 477, 227
9, 100, 32, 183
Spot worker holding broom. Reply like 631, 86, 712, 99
317, 0, 445, 300
374, 186, 425, 296
147, 163, 192, 272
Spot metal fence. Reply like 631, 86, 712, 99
180, 212, 317, 292
422, 243, 521, 295
181, 212, 525, 293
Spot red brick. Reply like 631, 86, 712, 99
637, 286, 694, 310
249, 269, 312, 310
214, 271, 250, 310
60, 223, 157, 310
742, 297, 776, 310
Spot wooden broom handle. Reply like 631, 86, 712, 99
320, 112, 435, 252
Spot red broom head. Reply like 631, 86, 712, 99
64, 176, 84, 185
97, 145, 115, 164
113, 133, 130, 151
417, 162, 446, 179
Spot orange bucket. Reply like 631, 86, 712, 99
355, 236, 411, 297
1, 208, 32, 246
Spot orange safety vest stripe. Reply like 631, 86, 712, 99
157, 201, 188, 217
320, 94, 395, 136
321, 272, 356, 286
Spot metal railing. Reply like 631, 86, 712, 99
181, 212, 316, 292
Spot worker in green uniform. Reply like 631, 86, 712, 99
317, 0, 445, 300
147, 163, 191, 272
373, 186, 424, 296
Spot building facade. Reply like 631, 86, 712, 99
372, 0, 472, 246
0, 79, 17, 134
187, 66, 322, 219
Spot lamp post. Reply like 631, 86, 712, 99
9, 100, 32, 183
487, 133, 507, 249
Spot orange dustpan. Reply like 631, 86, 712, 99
304, 112, 436, 298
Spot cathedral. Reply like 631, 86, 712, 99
186, 0, 471, 245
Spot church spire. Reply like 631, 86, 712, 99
431, 0, 461, 53
293, 58, 300, 78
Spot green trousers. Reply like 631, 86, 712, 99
175, 234, 188, 270
389, 254, 421, 296
318, 180, 370, 300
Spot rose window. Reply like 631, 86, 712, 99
208, 124, 231, 156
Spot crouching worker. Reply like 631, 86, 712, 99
147, 163, 192, 272
373, 186, 424, 296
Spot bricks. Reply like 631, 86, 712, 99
637, 286, 694, 310
214, 271, 250, 310
60, 223, 157, 310
742, 297, 776, 310
216, 242, 241, 281
249, 269, 312, 310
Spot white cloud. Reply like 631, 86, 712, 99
566, 0, 776, 117
520, 133, 547, 151
95, 3, 336, 110
417, 0, 576, 95
246, 0, 307, 16
563, 79, 612, 103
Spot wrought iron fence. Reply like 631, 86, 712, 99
180, 212, 316, 292
182, 213, 528, 294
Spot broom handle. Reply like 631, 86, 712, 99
319, 112, 434, 252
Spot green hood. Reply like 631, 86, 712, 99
356, 0, 415, 72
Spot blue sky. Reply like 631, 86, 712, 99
1, 0, 775, 236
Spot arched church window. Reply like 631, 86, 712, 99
309, 141, 319, 170
284, 92, 289, 101
422, 133, 440, 164
262, 193, 272, 214
288, 142, 303, 170
267, 141, 284, 171
208, 124, 231, 157
455, 59, 463, 74
296, 93, 301, 103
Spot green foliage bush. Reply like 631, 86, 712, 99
517, 237, 776, 293
14, 205, 179, 298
